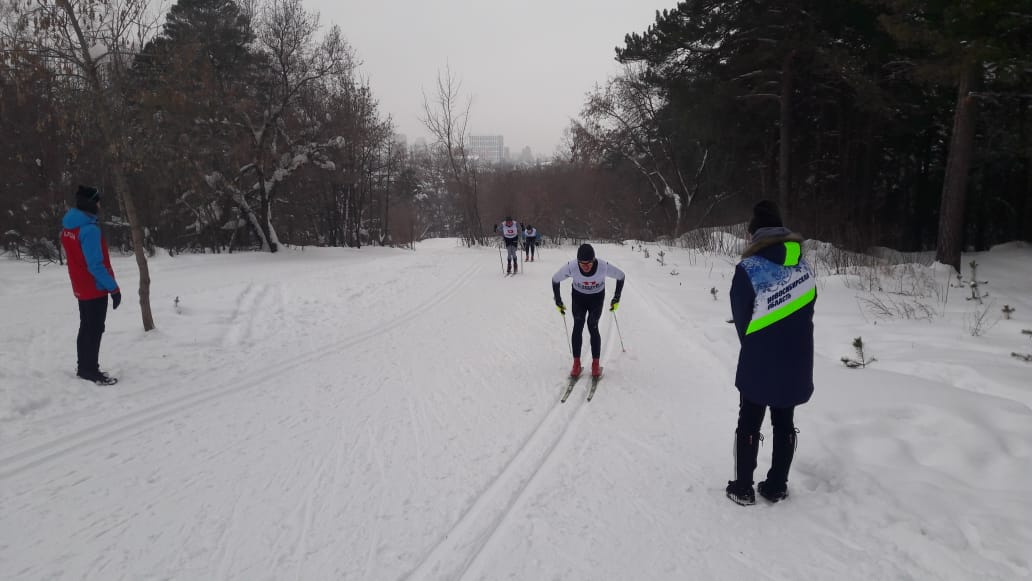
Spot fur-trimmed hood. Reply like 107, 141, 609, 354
742, 227, 805, 264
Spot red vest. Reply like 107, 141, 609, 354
61, 226, 117, 300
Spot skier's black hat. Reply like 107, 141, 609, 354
748, 200, 782, 234
577, 243, 595, 262
75, 185, 101, 214
76, 185, 100, 202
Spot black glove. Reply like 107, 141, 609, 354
111, 291, 122, 310
610, 297, 620, 312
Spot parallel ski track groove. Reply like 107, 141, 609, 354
404, 321, 618, 581
0, 262, 482, 481
403, 390, 585, 581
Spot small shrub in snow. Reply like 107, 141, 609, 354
841, 337, 876, 368
958, 260, 989, 304
1001, 304, 1015, 320
644, 248, 650, 259
964, 301, 998, 337
656, 250, 665, 266
857, 294, 937, 321
844, 263, 944, 300
710, 287, 718, 301
1014, 330, 1032, 362
674, 224, 747, 258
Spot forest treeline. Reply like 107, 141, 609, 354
3, 0, 1030, 270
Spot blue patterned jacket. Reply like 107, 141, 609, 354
729, 228, 815, 408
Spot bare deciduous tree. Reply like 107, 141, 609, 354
573, 66, 706, 237
420, 65, 484, 246
4, 0, 161, 330
236, 0, 354, 252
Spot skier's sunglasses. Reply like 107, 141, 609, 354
578, 260, 593, 266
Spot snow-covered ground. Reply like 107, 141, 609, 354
1, 237, 1030, 580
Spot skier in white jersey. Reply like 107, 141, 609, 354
523, 224, 538, 261
499, 216, 521, 274
552, 243, 625, 378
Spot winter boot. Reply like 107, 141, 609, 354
725, 480, 755, 506
726, 429, 761, 505
757, 481, 788, 503
591, 358, 601, 377
759, 428, 797, 502
506, 260, 512, 274
77, 369, 118, 386
570, 358, 582, 377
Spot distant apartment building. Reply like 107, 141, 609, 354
466, 135, 505, 164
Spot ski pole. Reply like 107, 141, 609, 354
612, 310, 626, 352
498, 243, 504, 274
561, 311, 572, 355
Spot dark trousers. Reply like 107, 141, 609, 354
734, 395, 797, 485
571, 290, 604, 359
77, 295, 108, 374
525, 240, 536, 259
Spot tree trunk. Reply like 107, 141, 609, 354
111, 156, 156, 331
258, 183, 278, 253
57, 0, 155, 331
935, 61, 980, 271
1022, 97, 1032, 242
778, 50, 796, 222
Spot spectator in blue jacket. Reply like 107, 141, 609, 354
61, 185, 121, 385
725, 200, 815, 506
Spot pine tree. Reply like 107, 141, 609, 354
876, 0, 1032, 271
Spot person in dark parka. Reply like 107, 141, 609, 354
725, 200, 816, 505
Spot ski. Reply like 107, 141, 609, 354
586, 368, 604, 401
560, 373, 582, 403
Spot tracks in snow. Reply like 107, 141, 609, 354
404, 327, 620, 581
222, 282, 284, 348
0, 262, 482, 481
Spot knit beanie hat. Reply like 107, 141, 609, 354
577, 243, 595, 262
75, 185, 101, 214
747, 200, 783, 234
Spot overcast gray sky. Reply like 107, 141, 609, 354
315, 0, 662, 158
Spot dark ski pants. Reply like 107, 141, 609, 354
734, 395, 797, 486
525, 240, 536, 259
505, 242, 518, 269
77, 295, 109, 374
571, 290, 604, 359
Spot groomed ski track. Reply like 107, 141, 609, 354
403, 321, 621, 580
5, 241, 1019, 580
0, 261, 484, 480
